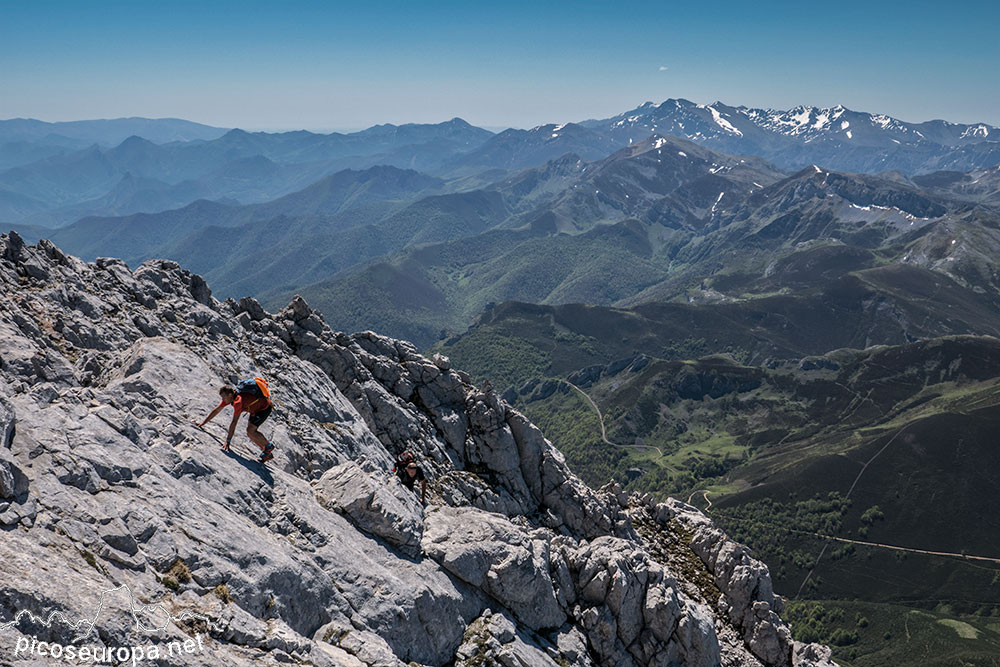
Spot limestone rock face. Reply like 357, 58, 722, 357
454, 609, 566, 666
423, 506, 566, 631
315, 460, 424, 557
0, 232, 834, 666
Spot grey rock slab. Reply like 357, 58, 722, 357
423, 506, 565, 631
314, 460, 424, 557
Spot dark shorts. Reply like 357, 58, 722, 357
248, 405, 272, 427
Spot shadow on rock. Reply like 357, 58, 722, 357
220, 447, 274, 487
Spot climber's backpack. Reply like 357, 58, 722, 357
393, 450, 415, 474
236, 377, 270, 410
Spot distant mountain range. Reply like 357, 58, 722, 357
0, 117, 229, 176
0, 116, 228, 148
31, 165, 548, 313
0, 118, 492, 227
583, 99, 1000, 174
256, 142, 1000, 347
18, 130, 1000, 351
3, 102, 998, 229
447, 122, 621, 173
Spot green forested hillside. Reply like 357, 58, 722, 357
439, 303, 1000, 665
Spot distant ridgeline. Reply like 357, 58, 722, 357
3, 101, 997, 230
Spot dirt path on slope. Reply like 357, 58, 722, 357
790, 529, 1000, 565
686, 489, 714, 510
795, 424, 912, 598
562, 380, 664, 458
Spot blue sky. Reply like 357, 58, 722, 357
2, 0, 998, 130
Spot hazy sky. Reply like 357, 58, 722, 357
3, 0, 998, 131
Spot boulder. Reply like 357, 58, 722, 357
314, 460, 424, 557
423, 506, 565, 631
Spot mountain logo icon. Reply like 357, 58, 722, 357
0, 582, 216, 641
1, 582, 217, 663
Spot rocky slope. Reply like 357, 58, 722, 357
0, 232, 833, 666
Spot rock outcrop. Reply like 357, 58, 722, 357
0, 231, 834, 666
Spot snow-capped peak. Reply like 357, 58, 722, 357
591, 98, 1000, 168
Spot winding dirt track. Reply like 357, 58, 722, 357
702, 490, 713, 510
562, 380, 664, 458
687, 489, 714, 509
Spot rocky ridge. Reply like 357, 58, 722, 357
0, 231, 833, 666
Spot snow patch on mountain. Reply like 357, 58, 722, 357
706, 105, 743, 136
961, 124, 990, 139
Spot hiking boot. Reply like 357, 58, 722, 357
259, 442, 275, 463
